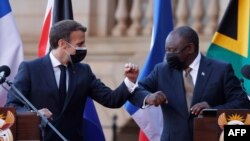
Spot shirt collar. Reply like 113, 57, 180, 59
49, 51, 61, 68
189, 52, 201, 71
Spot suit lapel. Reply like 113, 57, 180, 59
170, 69, 190, 116
192, 56, 212, 105
41, 55, 61, 106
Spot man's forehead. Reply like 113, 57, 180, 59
166, 33, 182, 45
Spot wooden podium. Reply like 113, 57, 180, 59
194, 109, 250, 141
0, 108, 40, 141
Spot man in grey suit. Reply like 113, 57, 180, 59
130, 26, 250, 141
5, 20, 166, 141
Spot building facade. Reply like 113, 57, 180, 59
9, 0, 228, 140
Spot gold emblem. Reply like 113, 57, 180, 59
0, 111, 15, 141
218, 112, 250, 141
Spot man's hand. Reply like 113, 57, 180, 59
145, 91, 167, 106
190, 101, 210, 115
124, 62, 139, 83
38, 108, 53, 120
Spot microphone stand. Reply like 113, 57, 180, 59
5, 80, 68, 141
240, 78, 247, 92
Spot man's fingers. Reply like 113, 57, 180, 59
153, 91, 167, 106
191, 102, 210, 115
39, 108, 53, 119
145, 91, 168, 106
124, 63, 139, 71
124, 67, 132, 72
156, 91, 167, 102
124, 62, 133, 68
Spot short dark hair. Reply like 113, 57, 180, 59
49, 20, 87, 50
173, 26, 199, 52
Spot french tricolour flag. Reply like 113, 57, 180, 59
0, 0, 24, 106
124, 0, 173, 140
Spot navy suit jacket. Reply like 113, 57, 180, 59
5, 55, 131, 141
130, 55, 250, 141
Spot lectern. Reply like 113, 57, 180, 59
194, 109, 250, 141
0, 108, 40, 141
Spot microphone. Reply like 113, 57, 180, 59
0, 65, 11, 84
1, 65, 68, 141
240, 78, 246, 92
241, 65, 250, 79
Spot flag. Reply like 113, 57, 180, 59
38, 0, 73, 57
0, 0, 24, 106
207, 0, 250, 92
124, 0, 173, 140
83, 98, 105, 141
38, 0, 105, 140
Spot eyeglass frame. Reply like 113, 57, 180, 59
165, 43, 191, 54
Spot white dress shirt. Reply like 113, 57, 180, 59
49, 52, 69, 91
187, 53, 201, 85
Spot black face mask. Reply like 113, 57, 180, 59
166, 53, 185, 70
70, 48, 87, 63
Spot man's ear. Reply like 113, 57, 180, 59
58, 39, 67, 48
187, 43, 195, 54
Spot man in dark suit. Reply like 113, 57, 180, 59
5, 20, 166, 141
129, 26, 250, 141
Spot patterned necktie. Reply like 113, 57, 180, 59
183, 67, 194, 110
59, 65, 67, 109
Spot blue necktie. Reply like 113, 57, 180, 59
59, 65, 67, 109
